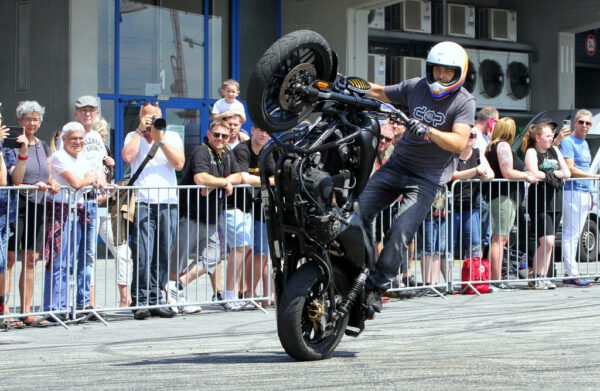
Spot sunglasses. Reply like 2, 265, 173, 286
577, 119, 592, 126
381, 136, 393, 143
469, 133, 477, 139
212, 132, 230, 139
139, 100, 160, 109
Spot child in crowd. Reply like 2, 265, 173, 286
212, 79, 247, 123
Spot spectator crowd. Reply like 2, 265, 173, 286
1, 68, 598, 331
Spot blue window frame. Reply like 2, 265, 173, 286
99, 0, 280, 180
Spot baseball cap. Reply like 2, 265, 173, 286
536, 117, 559, 129
75, 95, 100, 109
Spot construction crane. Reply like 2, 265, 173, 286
170, 9, 188, 98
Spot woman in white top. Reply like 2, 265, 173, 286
43, 122, 99, 313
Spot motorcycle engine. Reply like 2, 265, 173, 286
302, 167, 343, 242
302, 167, 333, 213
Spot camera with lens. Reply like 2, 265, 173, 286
151, 116, 167, 131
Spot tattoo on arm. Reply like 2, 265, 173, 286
498, 143, 513, 173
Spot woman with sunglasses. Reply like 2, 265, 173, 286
2, 101, 60, 327
44, 122, 98, 316
450, 129, 494, 264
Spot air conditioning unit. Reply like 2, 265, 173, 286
466, 49, 530, 111
387, 56, 426, 85
387, 1, 432, 34
447, 3, 476, 38
463, 50, 478, 94
368, 54, 386, 86
478, 8, 517, 42
367, 8, 385, 30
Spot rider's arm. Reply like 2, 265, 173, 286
427, 123, 470, 154
366, 82, 391, 103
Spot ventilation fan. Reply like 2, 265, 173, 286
507, 61, 530, 99
480, 59, 504, 98
464, 60, 477, 93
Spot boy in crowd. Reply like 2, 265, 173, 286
212, 79, 247, 123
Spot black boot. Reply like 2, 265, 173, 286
365, 279, 384, 315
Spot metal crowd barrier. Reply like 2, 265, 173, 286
380, 185, 452, 298
448, 177, 600, 294
378, 177, 600, 296
2, 178, 599, 330
1, 184, 273, 330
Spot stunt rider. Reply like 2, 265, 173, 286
360, 41, 476, 313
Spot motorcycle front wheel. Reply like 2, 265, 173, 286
276, 262, 350, 361
246, 30, 333, 133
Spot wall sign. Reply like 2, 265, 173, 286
585, 34, 597, 56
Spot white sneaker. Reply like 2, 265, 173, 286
176, 294, 202, 314
166, 281, 180, 314
223, 301, 244, 312
243, 302, 258, 311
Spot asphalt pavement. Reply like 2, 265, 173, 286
1, 283, 599, 391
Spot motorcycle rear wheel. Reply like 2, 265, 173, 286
246, 30, 333, 133
277, 262, 350, 361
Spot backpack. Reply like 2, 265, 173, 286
461, 257, 491, 294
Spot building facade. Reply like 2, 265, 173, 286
0, 0, 599, 178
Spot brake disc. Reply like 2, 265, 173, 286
279, 63, 317, 110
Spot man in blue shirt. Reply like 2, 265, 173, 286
559, 109, 599, 286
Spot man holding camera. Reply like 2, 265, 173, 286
121, 101, 185, 319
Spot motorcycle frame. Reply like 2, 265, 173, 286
259, 106, 379, 318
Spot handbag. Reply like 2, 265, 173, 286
461, 257, 491, 294
110, 142, 160, 245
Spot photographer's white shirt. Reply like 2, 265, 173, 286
124, 130, 183, 204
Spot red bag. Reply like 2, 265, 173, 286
461, 257, 491, 294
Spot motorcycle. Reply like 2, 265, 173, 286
247, 30, 409, 361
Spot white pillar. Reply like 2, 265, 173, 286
346, 8, 369, 79
69, 0, 100, 108
558, 32, 575, 109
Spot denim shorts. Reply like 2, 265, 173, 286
0, 223, 10, 273
422, 217, 447, 255
222, 208, 253, 248
253, 220, 269, 255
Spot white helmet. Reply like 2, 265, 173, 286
425, 41, 469, 98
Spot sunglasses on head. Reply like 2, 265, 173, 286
381, 136, 393, 143
577, 119, 592, 126
212, 132, 230, 139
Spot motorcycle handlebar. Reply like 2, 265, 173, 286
302, 85, 409, 125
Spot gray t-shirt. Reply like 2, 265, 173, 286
384, 77, 476, 185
